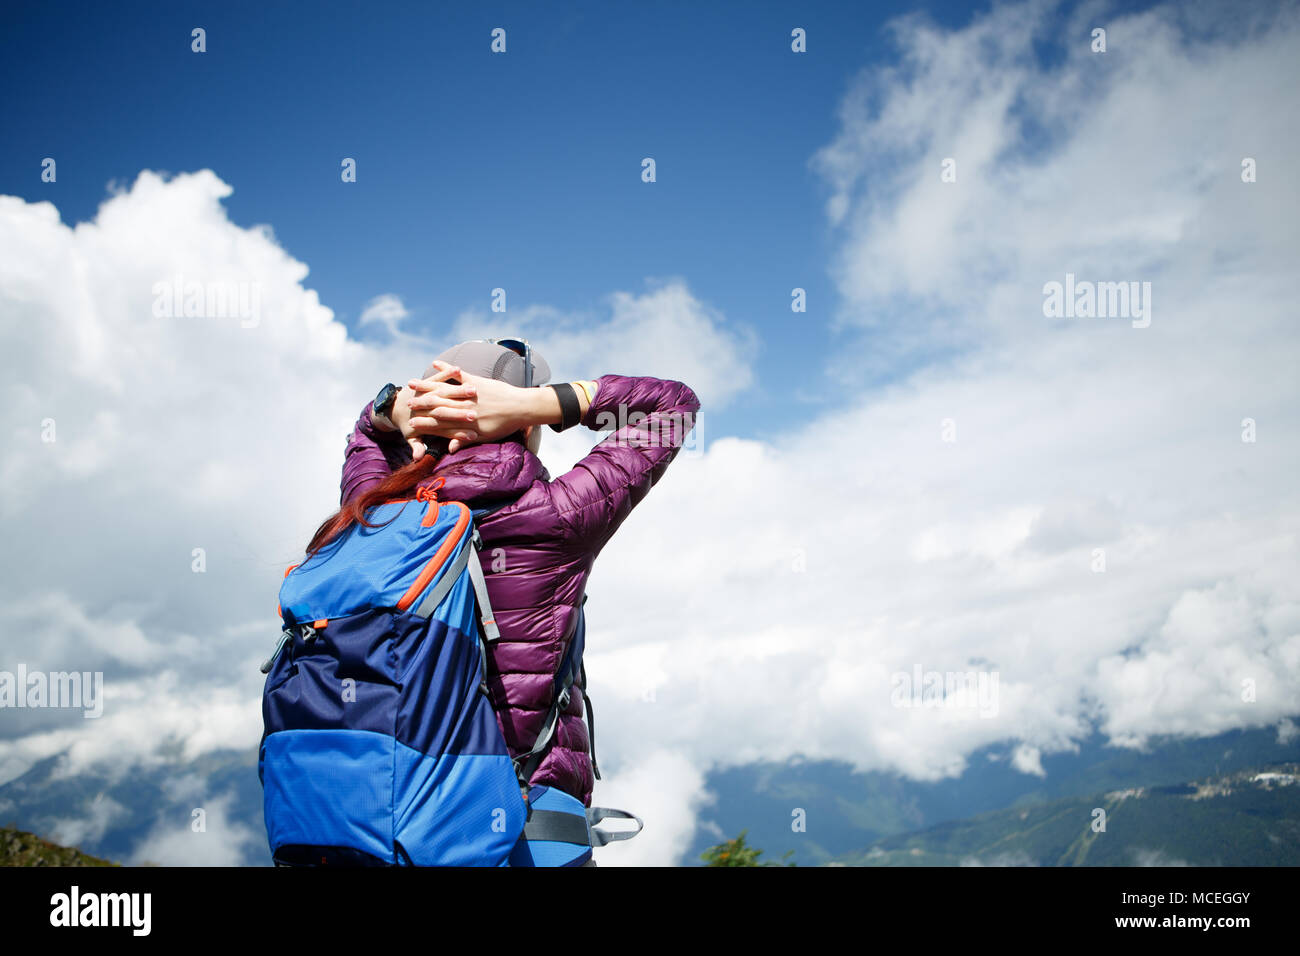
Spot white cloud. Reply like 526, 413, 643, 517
1011, 744, 1046, 777
0, 168, 751, 864
811, 0, 1299, 374
582, 0, 1300, 822
449, 277, 758, 412
586, 749, 711, 867
358, 293, 410, 336
129, 791, 260, 867
44, 791, 129, 851
0, 667, 265, 788
0, 170, 405, 790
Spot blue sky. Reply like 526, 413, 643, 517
0, 0, 1138, 435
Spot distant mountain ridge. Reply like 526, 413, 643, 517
835, 764, 1300, 866
687, 724, 1300, 865
6, 763, 1296, 868
1, 722, 1297, 866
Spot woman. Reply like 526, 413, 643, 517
332, 339, 699, 846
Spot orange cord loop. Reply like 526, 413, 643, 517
416, 476, 446, 503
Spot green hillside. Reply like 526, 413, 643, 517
835, 764, 1300, 866
0, 825, 117, 867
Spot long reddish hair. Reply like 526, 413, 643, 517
306, 430, 528, 555
306, 453, 443, 555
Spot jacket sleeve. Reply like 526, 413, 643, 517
550, 374, 701, 555
340, 401, 412, 505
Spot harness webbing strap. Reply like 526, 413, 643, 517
583, 681, 601, 781
518, 675, 573, 783
413, 538, 473, 619
523, 809, 591, 846
467, 532, 501, 642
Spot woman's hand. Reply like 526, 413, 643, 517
392, 361, 480, 459
407, 360, 540, 451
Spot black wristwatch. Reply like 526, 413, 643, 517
370, 382, 399, 431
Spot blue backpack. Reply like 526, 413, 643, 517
258, 485, 641, 866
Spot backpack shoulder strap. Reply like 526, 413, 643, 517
465, 497, 520, 641
466, 533, 500, 641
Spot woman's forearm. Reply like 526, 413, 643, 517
519, 380, 599, 428
407, 373, 601, 445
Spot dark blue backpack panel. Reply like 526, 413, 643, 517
260, 499, 526, 866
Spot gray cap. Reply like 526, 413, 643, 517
424, 340, 551, 387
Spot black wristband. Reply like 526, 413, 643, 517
548, 383, 582, 432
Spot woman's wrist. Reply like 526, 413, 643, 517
524, 381, 597, 428
526, 385, 564, 427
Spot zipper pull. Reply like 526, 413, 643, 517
260, 628, 294, 674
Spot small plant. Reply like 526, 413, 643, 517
701, 829, 795, 867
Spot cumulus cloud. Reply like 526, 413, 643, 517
581, 0, 1299, 804
0, 170, 404, 790
448, 277, 758, 412
811, 0, 1299, 376
358, 293, 410, 337
1012, 744, 1047, 778
0, 168, 742, 861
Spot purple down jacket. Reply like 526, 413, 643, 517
340, 374, 700, 806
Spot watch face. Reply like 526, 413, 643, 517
375, 383, 397, 416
